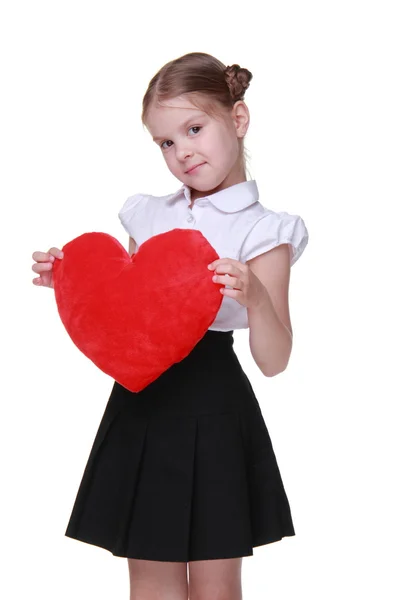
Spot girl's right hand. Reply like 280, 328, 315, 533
32, 247, 64, 288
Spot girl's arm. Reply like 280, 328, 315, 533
246, 243, 293, 377
129, 236, 137, 256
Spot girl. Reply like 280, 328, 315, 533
32, 52, 309, 600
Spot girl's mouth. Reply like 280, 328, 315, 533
186, 162, 206, 174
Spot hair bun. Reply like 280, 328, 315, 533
224, 64, 253, 101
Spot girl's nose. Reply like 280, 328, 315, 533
176, 145, 194, 161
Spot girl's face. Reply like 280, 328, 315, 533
145, 95, 249, 198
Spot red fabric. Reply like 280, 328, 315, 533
52, 229, 223, 392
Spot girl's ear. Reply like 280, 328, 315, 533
231, 101, 250, 138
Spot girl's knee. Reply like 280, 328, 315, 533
188, 557, 243, 600
189, 586, 242, 600
128, 558, 188, 600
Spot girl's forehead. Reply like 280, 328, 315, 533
146, 98, 211, 137
148, 99, 205, 123
152, 94, 203, 112
145, 94, 227, 137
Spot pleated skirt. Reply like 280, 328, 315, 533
64, 329, 295, 562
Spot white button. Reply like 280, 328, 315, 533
186, 214, 194, 222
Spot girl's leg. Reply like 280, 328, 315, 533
127, 558, 188, 600
188, 557, 243, 600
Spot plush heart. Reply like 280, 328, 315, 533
52, 229, 223, 392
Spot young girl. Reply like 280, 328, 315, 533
32, 52, 309, 600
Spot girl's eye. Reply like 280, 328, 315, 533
160, 126, 202, 150
160, 140, 173, 150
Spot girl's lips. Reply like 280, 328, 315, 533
186, 162, 206, 174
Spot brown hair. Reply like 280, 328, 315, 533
141, 52, 253, 178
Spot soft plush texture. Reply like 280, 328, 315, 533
52, 229, 223, 392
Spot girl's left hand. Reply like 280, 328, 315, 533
208, 257, 267, 310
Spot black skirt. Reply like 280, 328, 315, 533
64, 330, 295, 562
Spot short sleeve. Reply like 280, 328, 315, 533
240, 210, 309, 266
118, 193, 149, 238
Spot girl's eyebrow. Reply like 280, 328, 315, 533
152, 112, 206, 142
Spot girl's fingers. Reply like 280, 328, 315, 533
214, 266, 238, 277
32, 262, 53, 274
31, 248, 61, 288
48, 247, 63, 259
32, 251, 52, 262
214, 274, 243, 289
32, 274, 53, 288
212, 260, 246, 275
32, 249, 63, 262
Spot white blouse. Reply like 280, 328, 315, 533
118, 180, 309, 332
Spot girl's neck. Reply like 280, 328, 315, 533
189, 168, 247, 203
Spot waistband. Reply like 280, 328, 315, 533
201, 329, 233, 342
189, 329, 234, 355
205, 329, 233, 337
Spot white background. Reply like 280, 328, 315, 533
1, 0, 399, 598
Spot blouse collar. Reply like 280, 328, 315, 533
167, 179, 259, 213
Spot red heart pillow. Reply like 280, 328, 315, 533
52, 229, 223, 392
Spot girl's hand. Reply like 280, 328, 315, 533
208, 257, 268, 310
32, 247, 64, 288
